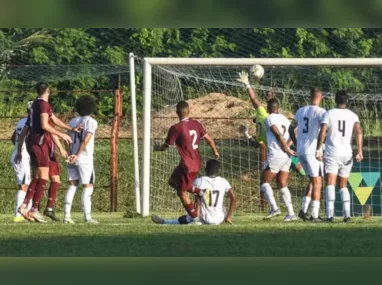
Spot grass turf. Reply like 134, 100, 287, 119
1, 212, 382, 256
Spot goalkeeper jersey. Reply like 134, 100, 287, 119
255, 106, 268, 144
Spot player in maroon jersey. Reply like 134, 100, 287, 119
154, 101, 219, 225
17, 82, 79, 223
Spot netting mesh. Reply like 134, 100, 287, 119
150, 65, 382, 216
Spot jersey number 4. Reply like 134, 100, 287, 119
338, 120, 346, 137
189, 130, 198, 149
208, 190, 220, 207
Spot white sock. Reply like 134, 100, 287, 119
340, 187, 351, 218
27, 200, 32, 210
82, 186, 94, 221
261, 183, 278, 211
164, 220, 180, 224
15, 190, 26, 217
64, 185, 77, 219
301, 196, 311, 213
311, 200, 320, 219
280, 187, 295, 216
325, 185, 335, 218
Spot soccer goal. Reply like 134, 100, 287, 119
140, 58, 382, 217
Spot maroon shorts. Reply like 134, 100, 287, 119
31, 143, 50, 167
169, 164, 198, 192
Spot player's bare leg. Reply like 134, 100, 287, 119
338, 176, 351, 222
261, 170, 280, 219
43, 175, 61, 221
310, 176, 323, 222
299, 182, 312, 221
64, 180, 79, 224
277, 171, 297, 222
325, 173, 337, 222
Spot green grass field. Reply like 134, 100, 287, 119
1, 212, 382, 256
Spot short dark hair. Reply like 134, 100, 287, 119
176, 100, 189, 112
205, 159, 221, 177
310, 87, 321, 98
267, 98, 279, 110
75, 95, 97, 116
335, 90, 348, 105
36, 82, 49, 96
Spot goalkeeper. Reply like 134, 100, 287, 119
237, 71, 306, 176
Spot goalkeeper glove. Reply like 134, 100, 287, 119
237, 71, 251, 88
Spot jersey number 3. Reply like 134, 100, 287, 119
303, 117, 309, 133
189, 130, 198, 149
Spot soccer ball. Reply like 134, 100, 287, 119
250, 64, 264, 79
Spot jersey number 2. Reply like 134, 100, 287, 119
189, 130, 198, 149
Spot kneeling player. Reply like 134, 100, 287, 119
151, 159, 236, 225
64, 95, 98, 224
261, 99, 297, 222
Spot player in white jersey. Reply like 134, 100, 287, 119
151, 159, 236, 225
316, 90, 363, 223
10, 102, 33, 222
290, 88, 326, 222
63, 96, 98, 224
261, 99, 297, 222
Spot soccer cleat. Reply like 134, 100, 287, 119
188, 217, 202, 226
85, 219, 99, 224
30, 210, 47, 223
309, 216, 323, 223
284, 215, 298, 222
43, 209, 60, 222
298, 210, 308, 221
264, 209, 281, 220
63, 218, 75, 224
151, 214, 164, 224
13, 216, 26, 223
343, 217, 351, 223
18, 204, 30, 220
326, 217, 334, 223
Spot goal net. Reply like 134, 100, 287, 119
143, 59, 382, 218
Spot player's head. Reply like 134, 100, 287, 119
205, 159, 221, 177
36, 82, 50, 97
26, 101, 33, 114
267, 98, 280, 114
310, 87, 323, 105
335, 90, 348, 107
265, 90, 275, 101
75, 95, 97, 116
176, 101, 189, 119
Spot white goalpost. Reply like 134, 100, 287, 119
140, 57, 382, 217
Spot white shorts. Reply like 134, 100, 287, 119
324, 156, 353, 178
264, 156, 292, 173
67, 163, 95, 184
10, 153, 31, 185
298, 154, 324, 177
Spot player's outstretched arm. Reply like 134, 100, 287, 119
237, 71, 262, 109
14, 125, 29, 164
270, 125, 296, 156
354, 122, 363, 162
51, 114, 82, 133
316, 123, 327, 161
41, 113, 72, 144
203, 134, 220, 159
51, 134, 68, 159
225, 189, 236, 225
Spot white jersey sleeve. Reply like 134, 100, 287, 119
12, 118, 28, 157
323, 109, 359, 157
